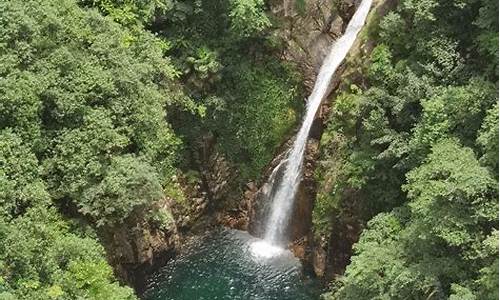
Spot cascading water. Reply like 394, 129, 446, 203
251, 0, 373, 256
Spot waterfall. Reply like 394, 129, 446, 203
259, 0, 373, 247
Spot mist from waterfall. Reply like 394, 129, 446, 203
260, 0, 373, 247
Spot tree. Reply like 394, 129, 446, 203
80, 155, 164, 226
0, 0, 194, 297
330, 140, 498, 299
0, 207, 136, 299
77, 0, 175, 26
229, 0, 271, 38
477, 103, 499, 177
0, 130, 49, 218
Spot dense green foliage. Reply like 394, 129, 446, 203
0, 207, 136, 299
0, 129, 135, 298
0, 0, 191, 224
157, 0, 302, 180
0, 0, 191, 297
206, 61, 300, 178
78, 0, 174, 26
228, 0, 271, 38
316, 0, 498, 299
331, 140, 497, 299
0, 0, 301, 297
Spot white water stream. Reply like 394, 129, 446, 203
251, 0, 373, 257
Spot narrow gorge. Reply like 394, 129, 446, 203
1, 0, 497, 299
143, 0, 374, 298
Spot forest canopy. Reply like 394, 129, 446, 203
314, 0, 499, 299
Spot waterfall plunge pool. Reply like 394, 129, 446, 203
142, 2, 374, 297
142, 228, 321, 300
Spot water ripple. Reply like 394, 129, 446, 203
143, 228, 320, 300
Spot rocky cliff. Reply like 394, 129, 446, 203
269, 0, 358, 87
99, 206, 179, 293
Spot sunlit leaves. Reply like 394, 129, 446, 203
404, 140, 497, 246
330, 141, 498, 299
477, 103, 499, 176
80, 155, 164, 226
0, 0, 192, 297
229, 0, 271, 38
0, 130, 50, 218
78, 0, 175, 26
0, 207, 136, 299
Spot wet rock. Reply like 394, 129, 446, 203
288, 139, 320, 241
312, 244, 327, 277
290, 237, 307, 260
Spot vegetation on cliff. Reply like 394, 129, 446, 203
315, 0, 498, 299
157, 0, 302, 180
0, 0, 300, 298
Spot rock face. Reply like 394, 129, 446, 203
99, 202, 180, 293
197, 132, 238, 208
99, 134, 227, 293
269, 0, 360, 87
100, 168, 218, 293
194, 132, 247, 230
312, 242, 327, 276
289, 138, 319, 240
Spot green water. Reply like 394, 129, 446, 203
143, 228, 320, 300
